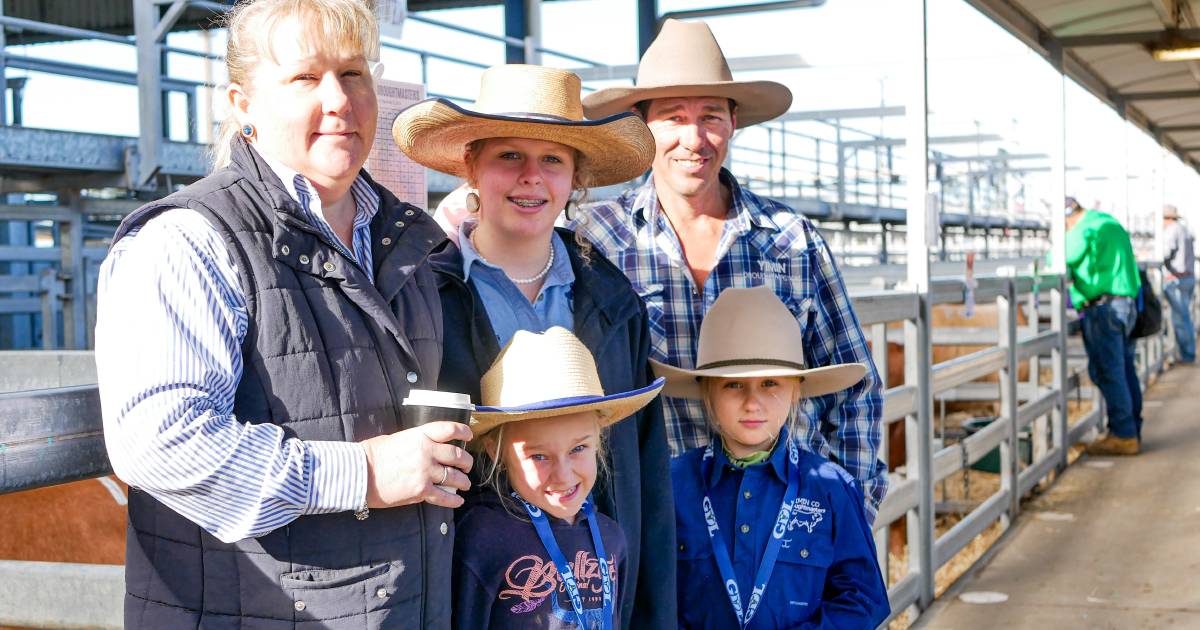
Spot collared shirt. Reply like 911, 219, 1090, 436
671, 430, 890, 629
1164, 220, 1195, 278
458, 220, 575, 347
574, 169, 887, 520
95, 146, 380, 543
259, 151, 381, 284
1065, 210, 1141, 307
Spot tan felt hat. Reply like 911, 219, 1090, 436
392, 64, 654, 186
581, 19, 793, 128
651, 285, 867, 400
470, 327, 665, 439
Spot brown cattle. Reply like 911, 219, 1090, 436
0, 478, 126, 564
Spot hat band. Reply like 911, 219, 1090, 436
695, 357, 806, 371
489, 111, 575, 122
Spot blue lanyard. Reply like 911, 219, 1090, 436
513, 492, 614, 630
700, 439, 801, 629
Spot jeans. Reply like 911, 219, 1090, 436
1080, 297, 1143, 440
1164, 275, 1196, 363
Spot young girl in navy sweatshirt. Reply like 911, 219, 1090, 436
653, 286, 890, 629
452, 327, 664, 630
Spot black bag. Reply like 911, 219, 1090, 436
1131, 269, 1162, 339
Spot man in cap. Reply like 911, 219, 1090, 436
1063, 197, 1144, 455
1162, 203, 1196, 364
574, 19, 886, 520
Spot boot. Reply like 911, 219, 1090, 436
1087, 434, 1140, 456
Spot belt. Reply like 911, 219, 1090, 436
1082, 294, 1131, 310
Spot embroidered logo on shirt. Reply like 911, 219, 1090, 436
788, 498, 826, 534
499, 551, 618, 621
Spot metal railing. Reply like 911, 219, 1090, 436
1, 264, 1191, 628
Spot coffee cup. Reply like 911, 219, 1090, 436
402, 389, 474, 493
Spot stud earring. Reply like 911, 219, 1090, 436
240, 124, 255, 138
465, 192, 480, 213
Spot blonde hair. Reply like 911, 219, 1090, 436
462, 138, 596, 262
471, 414, 612, 517
211, 0, 381, 170
700, 376, 805, 450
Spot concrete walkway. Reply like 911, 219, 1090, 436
916, 364, 1200, 629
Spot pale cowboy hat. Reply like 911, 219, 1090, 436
581, 19, 793, 128
391, 64, 654, 186
651, 285, 867, 400
470, 327, 666, 439
1164, 204, 1181, 219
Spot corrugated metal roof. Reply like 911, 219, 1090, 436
967, 0, 1200, 172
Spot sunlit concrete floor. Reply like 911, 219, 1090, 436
915, 363, 1200, 629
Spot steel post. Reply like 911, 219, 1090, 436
998, 279, 1019, 523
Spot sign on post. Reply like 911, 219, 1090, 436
366, 80, 427, 209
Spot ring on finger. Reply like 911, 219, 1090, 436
437, 465, 449, 485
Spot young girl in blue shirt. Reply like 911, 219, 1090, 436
453, 327, 665, 629
653, 285, 890, 629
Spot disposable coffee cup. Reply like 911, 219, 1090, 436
402, 390, 474, 494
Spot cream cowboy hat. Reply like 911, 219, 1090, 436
651, 285, 866, 400
470, 327, 665, 439
391, 64, 654, 186
581, 19, 793, 128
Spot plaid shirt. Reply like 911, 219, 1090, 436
574, 169, 887, 519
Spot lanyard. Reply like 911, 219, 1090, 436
513, 492, 614, 630
701, 439, 801, 629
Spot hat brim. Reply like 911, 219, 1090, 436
650, 360, 867, 400
392, 98, 654, 187
470, 377, 665, 439
581, 80, 793, 128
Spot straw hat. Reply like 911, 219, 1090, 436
651, 286, 866, 400
391, 64, 654, 186
582, 19, 793, 128
471, 327, 665, 438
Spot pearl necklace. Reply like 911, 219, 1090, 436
469, 229, 555, 285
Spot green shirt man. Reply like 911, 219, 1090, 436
1065, 209, 1141, 308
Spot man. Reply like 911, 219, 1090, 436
575, 19, 886, 520
1162, 203, 1195, 364
1063, 197, 1144, 456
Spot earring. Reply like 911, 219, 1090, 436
564, 200, 577, 222
240, 124, 255, 139
465, 192, 480, 213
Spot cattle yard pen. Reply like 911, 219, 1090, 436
0, 262, 1191, 630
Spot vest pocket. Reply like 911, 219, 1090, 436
281, 560, 416, 620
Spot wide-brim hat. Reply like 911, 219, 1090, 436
650, 285, 866, 400
471, 327, 665, 439
392, 64, 654, 186
582, 19, 792, 128
1164, 204, 1180, 219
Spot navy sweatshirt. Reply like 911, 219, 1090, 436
453, 493, 629, 629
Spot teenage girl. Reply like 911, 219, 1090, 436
653, 285, 890, 629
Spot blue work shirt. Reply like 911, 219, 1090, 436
458, 220, 575, 346
672, 428, 890, 629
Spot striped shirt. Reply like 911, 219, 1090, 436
574, 169, 887, 519
95, 151, 381, 543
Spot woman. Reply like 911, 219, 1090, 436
95, 1, 469, 628
392, 64, 676, 628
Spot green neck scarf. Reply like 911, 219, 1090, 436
722, 438, 777, 468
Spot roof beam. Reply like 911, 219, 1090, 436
1122, 89, 1200, 100
1057, 29, 1200, 47
1160, 124, 1200, 131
